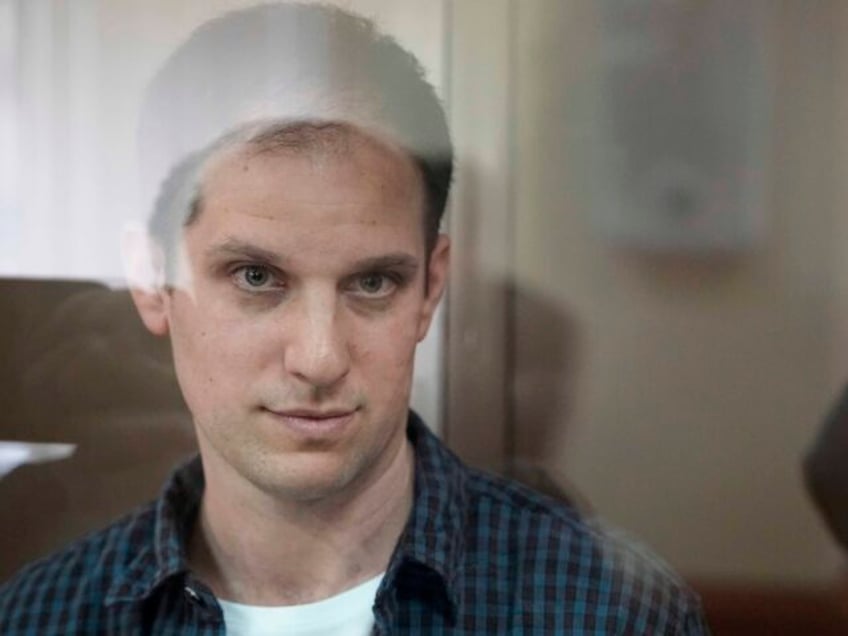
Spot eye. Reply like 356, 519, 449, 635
232, 265, 280, 291
351, 272, 397, 298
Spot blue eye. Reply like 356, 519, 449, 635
233, 265, 279, 291
351, 272, 398, 299
359, 273, 386, 294
243, 266, 269, 287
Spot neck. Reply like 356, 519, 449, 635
188, 438, 415, 606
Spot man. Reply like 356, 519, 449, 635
1, 4, 709, 634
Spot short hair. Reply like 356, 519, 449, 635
139, 3, 453, 276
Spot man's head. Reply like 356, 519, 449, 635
130, 3, 452, 503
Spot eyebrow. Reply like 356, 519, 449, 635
205, 239, 283, 266
204, 238, 420, 274
352, 254, 420, 274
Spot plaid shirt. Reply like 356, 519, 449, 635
1, 413, 709, 634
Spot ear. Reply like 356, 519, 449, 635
130, 286, 170, 337
121, 223, 170, 337
417, 234, 450, 342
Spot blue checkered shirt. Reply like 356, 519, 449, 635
1, 412, 709, 634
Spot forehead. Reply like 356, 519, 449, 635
185, 127, 427, 259
208, 127, 420, 203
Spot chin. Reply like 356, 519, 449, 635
246, 452, 367, 503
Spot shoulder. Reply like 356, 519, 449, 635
0, 502, 157, 633
460, 468, 709, 633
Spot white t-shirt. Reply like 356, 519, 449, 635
218, 574, 384, 636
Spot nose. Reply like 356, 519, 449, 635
282, 291, 351, 390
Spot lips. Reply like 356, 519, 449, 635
271, 408, 355, 419
261, 406, 358, 437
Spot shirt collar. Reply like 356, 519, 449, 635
105, 457, 203, 605
385, 412, 470, 619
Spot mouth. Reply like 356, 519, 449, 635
261, 406, 359, 437
272, 408, 356, 419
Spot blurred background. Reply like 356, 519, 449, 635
2, 1, 848, 632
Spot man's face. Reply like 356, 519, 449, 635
134, 132, 448, 502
